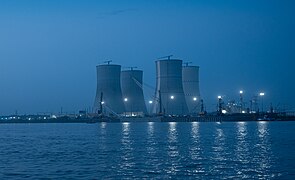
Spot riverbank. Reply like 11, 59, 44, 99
0, 113, 294, 124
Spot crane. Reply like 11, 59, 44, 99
183, 62, 192, 66
125, 66, 138, 71
103, 60, 112, 65
158, 55, 173, 60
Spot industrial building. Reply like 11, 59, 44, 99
182, 65, 201, 114
94, 58, 201, 116
121, 69, 147, 116
94, 63, 125, 115
153, 59, 189, 115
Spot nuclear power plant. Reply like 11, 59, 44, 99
182, 65, 201, 114
153, 59, 189, 115
94, 63, 125, 115
121, 69, 147, 116
94, 58, 201, 117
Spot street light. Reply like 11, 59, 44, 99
169, 95, 175, 115
217, 96, 222, 115
259, 92, 265, 113
192, 97, 198, 114
124, 98, 128, 117
239, 90, 244, 113
148, 100, 153, 115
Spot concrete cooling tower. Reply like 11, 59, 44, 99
182, 65, 201, 114
121, 70, 147, 116
154, 59, 188, 115
94, 64, 125, 115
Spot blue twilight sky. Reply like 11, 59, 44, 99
0, 0, 294, 115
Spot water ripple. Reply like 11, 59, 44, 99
0, 122, 294, 179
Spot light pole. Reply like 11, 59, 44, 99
170, 95, 175, 115
124, 98, 128, 117
200, 99, 204, 114
101, 101, 105, 115
193, 97, 197, 114
149, 100, 153, 115
239, 90, 243, 113
218, 96, 222, 115
259, 92, 265, 113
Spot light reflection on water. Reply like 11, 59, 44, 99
210, 124, 230, 178
166, 122, 180, 175
0, 122, 293, 179
148, 122, 154, 135
100, 122, 107, 129
147, 121, 155, 153
255, 121, 276, 179
189, 122, 206, 175
190, 122, 200, 160
119, 122, 135, 176
235, 122, 251, 178
144, 121, 161, 175
98, 122, 107, 148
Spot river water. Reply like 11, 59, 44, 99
0, 121, 294, 179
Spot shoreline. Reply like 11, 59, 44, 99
1, 115, 294, 124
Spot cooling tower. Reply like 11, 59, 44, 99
121, 70, 147, 116
182, 65, 201, 114
94, 64, 125, 115
154, 59, 188, 115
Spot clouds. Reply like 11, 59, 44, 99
96, 8, 137, 19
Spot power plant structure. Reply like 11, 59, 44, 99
94, 62, 125, 115
94, 57, 201, 117
153, 59, 189, 115
86, 56, 290, 122
182, 65, 201, 114
121, 69, 147, 116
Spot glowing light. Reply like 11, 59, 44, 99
101, 101, 105, 104
170, 95, 175, 100
242, 111, 246, 114
222, 110, 227, 114
193, 97, 197, 101
259, 92, 265, 96
101, 122, 106, 128
218, 96, 222, 99
240, 90, 243, 94
148, 122, 154, 125
149, 100, 153, 104
124, 98, 128, 102
169, 122, 177, 126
